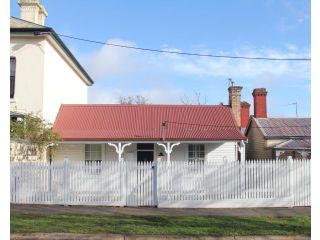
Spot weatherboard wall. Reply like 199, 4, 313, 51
53, 142, 238, 162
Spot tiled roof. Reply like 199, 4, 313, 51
274, 139, 311, 150
53, 104, 246, 141
254, 118, 310, 139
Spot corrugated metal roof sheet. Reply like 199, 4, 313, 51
254, 118, 311, 138
274, 139, 311, 149
53, 104, 246, 141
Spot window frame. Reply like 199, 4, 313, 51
188, 144, 205, 163
84, 144, 102, 174
85, 144, 102, 162
10, 57, 16, 99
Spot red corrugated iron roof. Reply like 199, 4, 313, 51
53, 104, 246, 141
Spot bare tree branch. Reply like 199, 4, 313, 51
118, 95, 149, 104
180, 91, 207, 105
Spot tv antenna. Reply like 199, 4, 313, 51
285, 102, 298, 117
228, 78, 234, 87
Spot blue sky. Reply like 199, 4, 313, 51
10, 0, 311, 117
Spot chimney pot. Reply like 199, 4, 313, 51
228, 86, 243, 128
241, 101, 251, 128
252, 88, 268, 118
18, 0, 48, 25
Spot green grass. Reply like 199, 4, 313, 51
11, 213, 310, 236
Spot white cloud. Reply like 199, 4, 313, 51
285, 43, 298, 51
168, 46, 310, 83
83, 38, 310, 104
83, 39, 142, 80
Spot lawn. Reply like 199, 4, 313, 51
11, 213, 310, 236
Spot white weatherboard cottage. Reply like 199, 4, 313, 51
51, 86, 247, 163
52, 104, 247, 164
10, 0, 93, 123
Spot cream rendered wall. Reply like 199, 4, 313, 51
10, 36, 89, 124
10, 37, 45, 116
43, 40, 88, 123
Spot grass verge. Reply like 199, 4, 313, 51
11, 213, 310, 236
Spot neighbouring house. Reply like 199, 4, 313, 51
52, 85, 248, 163
10, 0, 93, 162
10, 0, 93, 124
245, 88, 311, 159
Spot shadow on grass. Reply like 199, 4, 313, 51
11, 213, 311, 236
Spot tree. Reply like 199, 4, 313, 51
119, 95, 149, 104
10, 114, 60, 152
180, 91, 207, 105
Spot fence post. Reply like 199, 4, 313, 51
120, 160, 126, 206
49, 160, 52, 203
63, 158, 69, 206
152, 160, 158, 206
240, 159, 245, 199
287, 156, 294, 207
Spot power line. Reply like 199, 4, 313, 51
165, 121, 310, 129
56, 33, 311, 61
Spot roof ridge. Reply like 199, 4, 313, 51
255, 117, 311, 120
61, 104, 229, 107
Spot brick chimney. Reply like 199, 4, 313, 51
241, 101, 250, 128
228, 86, 242, 128
18, 0, 48, 26
252, 88, 268, 118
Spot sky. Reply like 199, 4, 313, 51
10, 0, 311, 117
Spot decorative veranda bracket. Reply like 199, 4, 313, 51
108, 142, 132, 162
156, 142, 181, 163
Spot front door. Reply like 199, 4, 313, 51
137, 151, 154, 162
137, 143, 154, 162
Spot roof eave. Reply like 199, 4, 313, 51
10, 28, 94, 86
265, 136, 311, 140
58, 138, 246, 143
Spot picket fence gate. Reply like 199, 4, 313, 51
10, 158, 310, 208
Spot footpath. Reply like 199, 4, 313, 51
11, 204, 310, 217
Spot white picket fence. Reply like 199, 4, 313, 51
157, 159, 310, 208
10, 159, 310, 208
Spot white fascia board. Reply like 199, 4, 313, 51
57, 140, 239, 144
